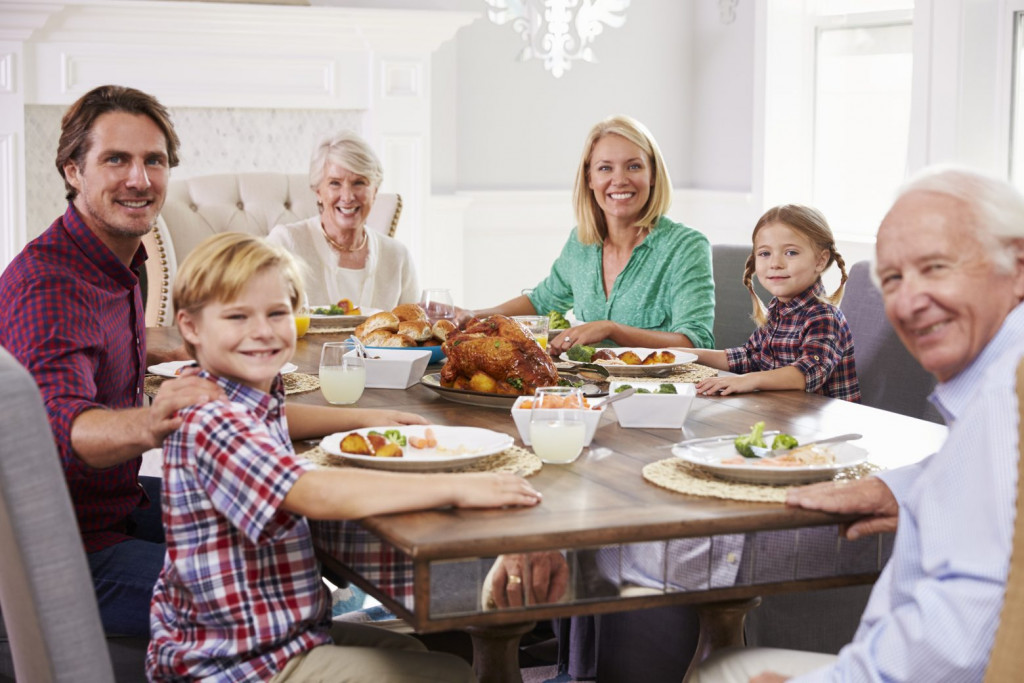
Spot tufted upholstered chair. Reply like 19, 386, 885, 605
143, 172, 402, 326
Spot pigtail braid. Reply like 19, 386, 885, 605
743, 253, 768, 326
827, 247, 848, 306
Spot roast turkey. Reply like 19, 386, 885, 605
439, 315, 559, 395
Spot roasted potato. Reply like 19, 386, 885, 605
642, 350, 676, 365
340, 433, 372, 455
367, 432, 388, 452
592, 349, 618, 361
469, 371, 498, 393
618, 350, 643, 365
374, 442, 404, 458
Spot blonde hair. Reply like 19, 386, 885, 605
572, 115, 672, 246
173, 232, 305, 357
743, 205, 848, 326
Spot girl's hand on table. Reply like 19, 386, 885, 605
452, 472, 542, 509
696, 374, 758, 396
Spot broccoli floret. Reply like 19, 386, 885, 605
656, 383, 678, 394
383, 429, 407, 447
548, 310, 571, 330
636, 387, 652, 394
566, 344, 595, 362
507, 377, 524, 390
771, 433, 799, 451
734, 421, 767, 458
614, 384, 634, 393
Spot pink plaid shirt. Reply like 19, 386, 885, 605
147, 372, 331, 682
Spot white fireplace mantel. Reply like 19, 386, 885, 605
0, 0, 479, 267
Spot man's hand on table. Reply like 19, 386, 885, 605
488, 552, 569, 609
786, 476, 898, 540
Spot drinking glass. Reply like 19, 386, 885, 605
421, 288, 455, 323
513, 315, 550, 351
529, 386, 586, 464
319, 339, 365, 405
294, 293, 311, 339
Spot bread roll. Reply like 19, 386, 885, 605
392, 303, 428, 322
432, 319, 457, 342
382, 333, 417, 348
362, 311, 399, 334
354, 322, 368, 338
398, 320, 432, 342
362, 329, 396, 347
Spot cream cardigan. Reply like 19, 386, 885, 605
267, 216, 420, 310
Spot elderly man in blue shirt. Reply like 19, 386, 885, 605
692, 166, 1024, 682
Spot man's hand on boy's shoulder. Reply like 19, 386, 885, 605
148, 372, 226, 445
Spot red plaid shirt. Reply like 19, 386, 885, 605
0, 204, 148, 552
147, 372, 331, 682
725, 281, 862, 402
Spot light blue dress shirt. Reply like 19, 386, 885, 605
794, 302, 1024, 682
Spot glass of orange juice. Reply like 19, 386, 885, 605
513, 315, 550, 350
294, 294, 311, 339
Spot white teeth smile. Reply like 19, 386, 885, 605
119, 200, 148, 208
917, 322, 945, 336
337, 206, 358, 215
609, 193, 633, 200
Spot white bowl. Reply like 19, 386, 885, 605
360, 348, 433, 389
510, 395, 606, 446
609, 381, 696, 429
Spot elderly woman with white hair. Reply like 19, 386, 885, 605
267, 130, 420, 310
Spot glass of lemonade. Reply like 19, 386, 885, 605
529, 386, 586, 464
319, 339, 365, 405
294, 293, 311, 339
513, 315, 550, 350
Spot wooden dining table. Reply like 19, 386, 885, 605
147, 327, 948, 682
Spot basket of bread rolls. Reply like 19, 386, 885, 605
354, 303, 455, 363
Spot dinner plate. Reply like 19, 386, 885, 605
419, 372, 608, 408
560, 348, 698, 377
308, 306, 381, 330
672, 435, 869, 485
319, 425, 513, 471
147, 360, 297, 378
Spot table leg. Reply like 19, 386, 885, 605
683, 597, 763, 682
466, 621, 537, 683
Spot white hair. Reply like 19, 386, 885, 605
308, 130, 383, 191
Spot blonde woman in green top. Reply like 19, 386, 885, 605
465, 115, 715, 352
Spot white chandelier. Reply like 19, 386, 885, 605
484, 0, 630, 78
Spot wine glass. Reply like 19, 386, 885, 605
421, 288, 455, 323
319, 339, 365, 405
294, 292, 311, 339
513, 315, 550, 351
529, 386, 586, 464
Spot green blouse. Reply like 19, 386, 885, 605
527, 216, 715, 348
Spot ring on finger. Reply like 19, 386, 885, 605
507, 574, 522, 587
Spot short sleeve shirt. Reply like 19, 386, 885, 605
527, 216, 716, 348
147, 372, 331, 682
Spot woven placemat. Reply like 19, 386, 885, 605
642, 458, 882, 503
302, 444, 542, 476
144, 372, 321, 397
605, 362, 719, 384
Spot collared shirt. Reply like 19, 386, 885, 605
794, 302, 1024, 682
725, 281, 861, 402
147, 372, 331, 683
527, 216, 716, 348
0, 204, 148, 552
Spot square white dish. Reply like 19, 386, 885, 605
360, 348, 433, 389
608, 381, 696, 429
510, 395, 606, 446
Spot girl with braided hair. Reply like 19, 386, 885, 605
688, 204, 862, 401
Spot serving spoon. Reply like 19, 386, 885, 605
594, 386, 637, 408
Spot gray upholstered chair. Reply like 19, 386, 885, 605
840, 260, 942, 423
0, 347, 122, 682
712, 244, 766, 349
